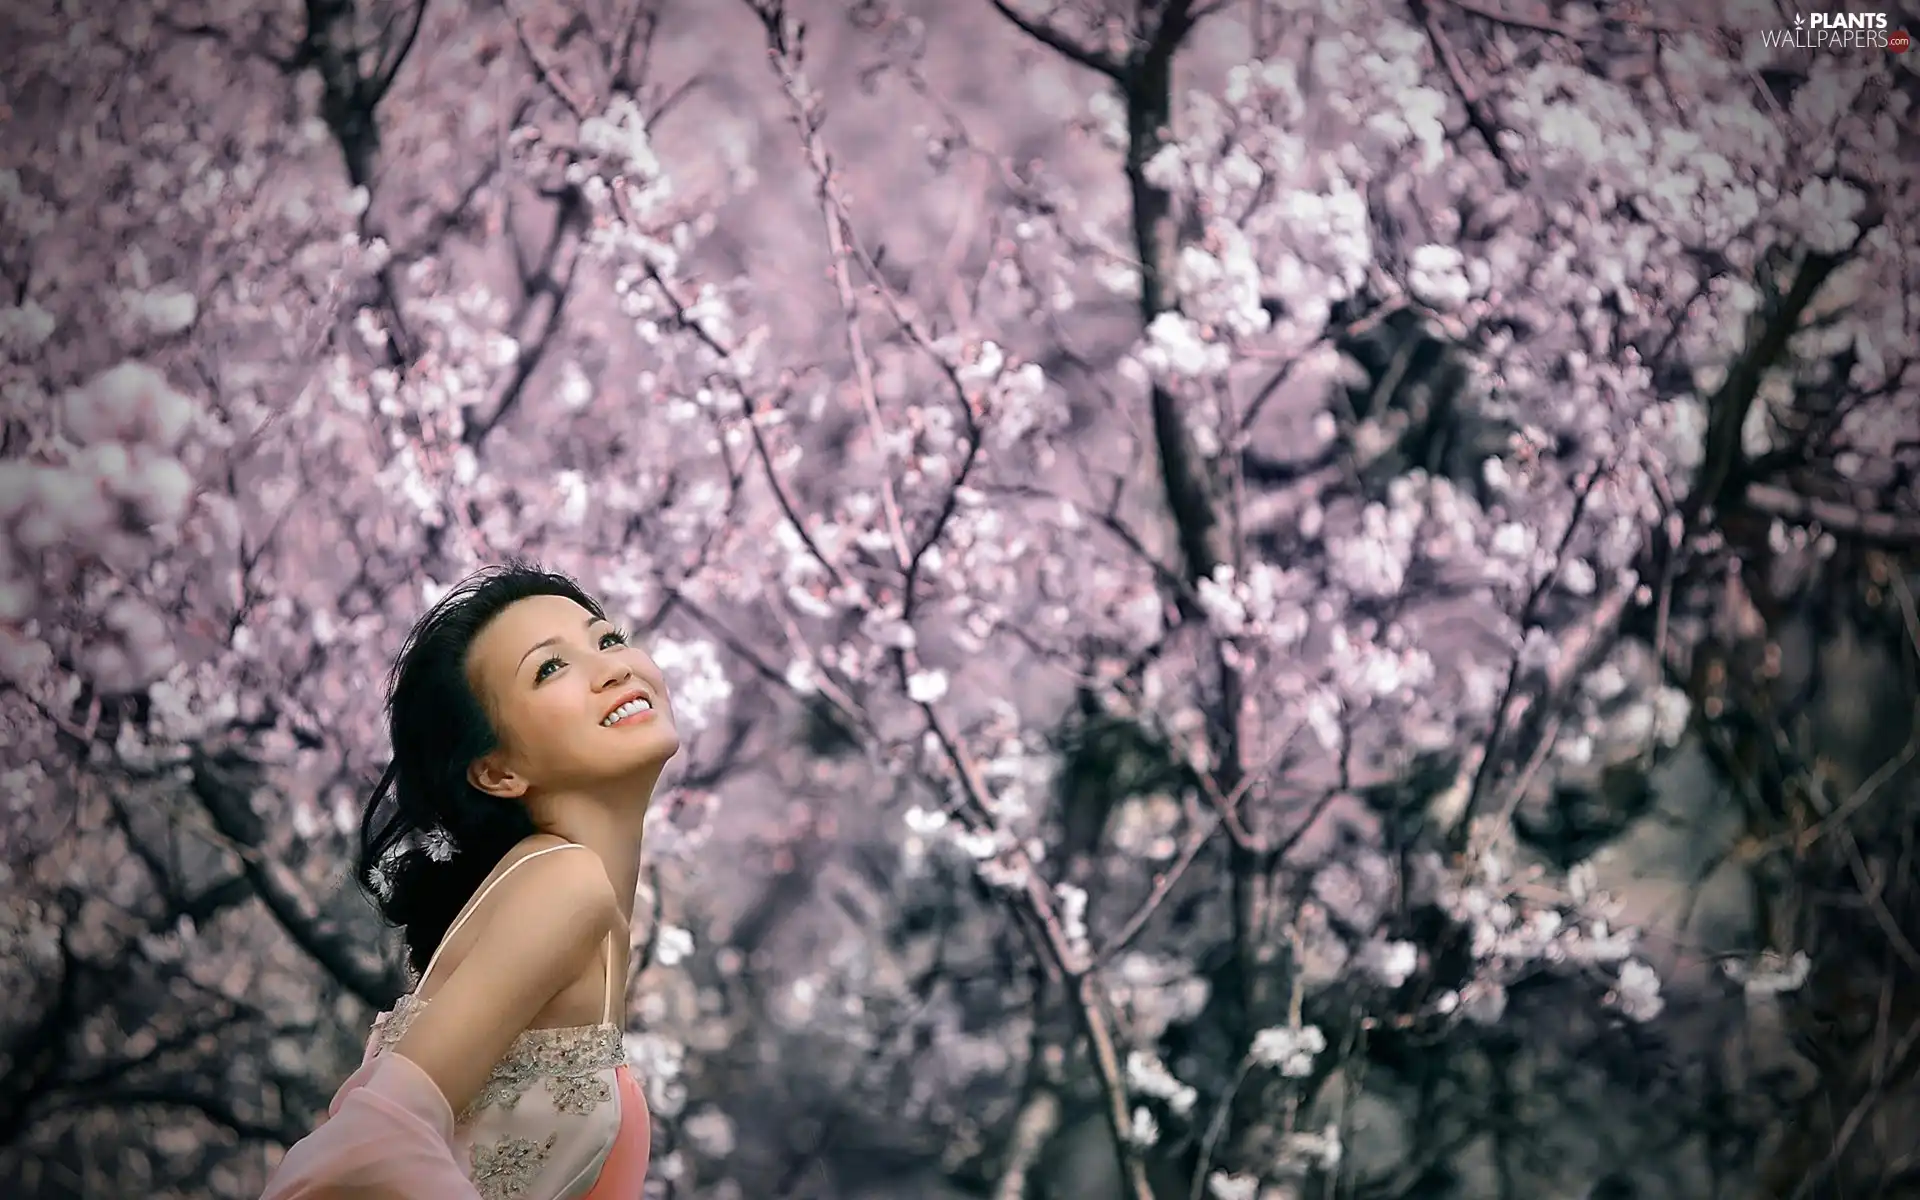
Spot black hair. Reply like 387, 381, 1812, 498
356, 560, 606, 976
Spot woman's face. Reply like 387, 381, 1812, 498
464, 593, 679, 798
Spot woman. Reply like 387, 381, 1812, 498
262, 563, 678, 1200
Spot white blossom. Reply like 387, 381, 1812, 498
906, 669, 949, 704
652, 924, 695, 967
1722, 950, 1812, 997
1125, 1050, 1198, 1117
1208, 1173, 1258, 1200
1612, 959, 1665, 1021
1139, 312, 1230, 380
1250, 1024, 1326, 1076
1407, 244, 1472, 309
646, 638, 732, 732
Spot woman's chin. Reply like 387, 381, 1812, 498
651, 726, 683, 764
616, 723, 680, 771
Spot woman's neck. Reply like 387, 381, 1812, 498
535, 795, 651, 924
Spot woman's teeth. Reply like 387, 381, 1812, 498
602, 698, 653, 726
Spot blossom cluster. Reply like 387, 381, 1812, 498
0, 357, 207, 692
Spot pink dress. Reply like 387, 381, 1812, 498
260, 844, 651, 1200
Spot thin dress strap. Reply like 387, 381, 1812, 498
412, 842, 590, 997
601, 934, 620, 1026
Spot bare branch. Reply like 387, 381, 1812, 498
992, 1087, 1062, 1200
754, 9, 914, 573
1788, 1016, 1920, 1200
44, 1085, 293, 1145
1740, 483, 1920, 549
150, 13, 303, 71
505, 0, 593, 120
1411, 0, 1523, 185
370, 0, 431, 100
1440, 0, 1730, 41
464, 189, 586, 448
187, 750, 406, 1009
639, 263, 850, 595
982, 1, 1125, 79
1687, 243, 1860, 526
1460, 457, 1615, 829
1095, 805, 1223, 965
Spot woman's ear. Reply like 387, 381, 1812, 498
467, 754, 529, 799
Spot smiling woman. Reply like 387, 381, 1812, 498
259, 562, 678, 1200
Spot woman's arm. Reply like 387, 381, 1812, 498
388, 846, 620, 1116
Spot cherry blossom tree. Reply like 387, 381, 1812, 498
3, 0, 1916, 1197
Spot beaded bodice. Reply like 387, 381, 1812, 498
369, 998, 628, 1199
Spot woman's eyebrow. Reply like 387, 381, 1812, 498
516, 636, 562, 670
516, 616, 605, 670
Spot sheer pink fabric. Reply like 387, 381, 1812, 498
259, 1046, 482, 1200
260, 1018, 650, 1199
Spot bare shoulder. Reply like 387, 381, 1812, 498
429, 836, 619, 987
393, 838, 621, 1112
483, 836, 621, 938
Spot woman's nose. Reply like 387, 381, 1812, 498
595, 657, 634, 688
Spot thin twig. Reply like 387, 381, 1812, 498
756, 14, 913, 574
1742, 483, 1920, 550
1460, 458, 1614, 831
1443, 0, 1733, 42
1411, 0, 1523, 185
1096, 809, 1224, 966
1788, 1016, 1920, 1200
746, 11, 1152, 1197
503, 0, 592, 119
1190, 1057, 1254, 1200
982, 0, 1125, 79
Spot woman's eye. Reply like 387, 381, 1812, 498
534, 632, 623, 683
